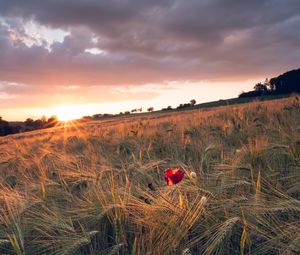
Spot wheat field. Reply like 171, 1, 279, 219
0, 96, 299, 255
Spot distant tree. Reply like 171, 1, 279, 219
138, 107, 142, 112
263, 78, 273, 91
177, 103, 191, 109
147, 107, 154, 112
48, 115, 57, 122
190, 99, 196, 105
131, 109, 137, 113
33, 119, 44, 129
162, 105, 173, 111
24, 118, 34, 130
269, 69, 300, 94
124, 111, 130, 115
0, 117, 15, 136
267, 79, 275, 92
254, 82, 267, 93
47, 115, 58, 127
81, 116, 92, 121
41, 115, 47, 124
25, 118, 34, 125
92, 114, 103, 119
238, 69, 300, 98
0, 117, 10, 136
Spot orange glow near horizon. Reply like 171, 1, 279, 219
49, 105, 85, 121
0, 80, 256, 121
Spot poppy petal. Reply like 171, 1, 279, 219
164, 167, 185, 186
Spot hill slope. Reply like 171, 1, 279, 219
0, 96, 300, 254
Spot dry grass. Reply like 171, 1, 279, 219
0, 96, 300, 254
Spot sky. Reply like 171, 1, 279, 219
0, 0, 300, 121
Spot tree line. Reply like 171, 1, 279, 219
239, 68, 300, 98
1, 68, 299, 136
0, 116, 58, 136
83, 99, 197, 121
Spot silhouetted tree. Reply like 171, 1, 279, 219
270, 69, 300, 94
254, 82, 267, 92
33, 119, 44, 129
147, 107, 154, 112
190, 99, 196, 105
81, 116, 92, 121
263, 78, 273, 91
177, 103, 192, 109
24, 118, 35, 130
0, 117, 19, 136
162, 106, 173, 111
252, 82, 268, 96
25, 118, 34, 125
92, 114, 103, 119
0, 117, 10, 136
41, 115, 47, 124
239, 69, 300, 98
47, 115, 58, 127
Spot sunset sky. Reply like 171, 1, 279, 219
0, 0, 300, 121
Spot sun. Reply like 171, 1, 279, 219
52, 105, 82, 121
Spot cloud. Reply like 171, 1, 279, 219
0, 0, 300, 108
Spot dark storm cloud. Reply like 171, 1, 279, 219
0, 0, 300, 98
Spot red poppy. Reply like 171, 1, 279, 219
164, 167, 185, 186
